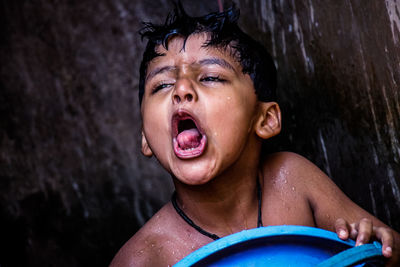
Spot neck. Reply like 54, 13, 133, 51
172, 156, 262, 238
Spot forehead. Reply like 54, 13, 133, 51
147, 33, 241, 73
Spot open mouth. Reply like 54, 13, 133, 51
172, 111, 207, 159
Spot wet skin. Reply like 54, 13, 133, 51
110, 34, 400, 266
140, 33, 264, 186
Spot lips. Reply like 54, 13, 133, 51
172, 111, 207, 159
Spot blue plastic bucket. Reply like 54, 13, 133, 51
174, 225, 384, 267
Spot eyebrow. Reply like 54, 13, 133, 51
198, 58, 235, 71
146, 65, 177, 82
146, 57, 236, 82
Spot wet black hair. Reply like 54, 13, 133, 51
138, 2, 277, 105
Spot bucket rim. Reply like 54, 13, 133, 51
174, 225, 356, 266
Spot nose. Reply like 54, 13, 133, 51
172, 78, 197, 104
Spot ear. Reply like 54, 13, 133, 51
255, 102, 281, 139
141, 131, 153, 157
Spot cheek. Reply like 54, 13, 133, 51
210, 97, 254, 146
142, 105, 171, 152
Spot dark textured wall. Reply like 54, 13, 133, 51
237, 0, 400, 228
0, 0, 399, 266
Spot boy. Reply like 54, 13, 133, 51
111, 4, 399, 266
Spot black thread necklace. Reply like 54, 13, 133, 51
171, 178, 263, 240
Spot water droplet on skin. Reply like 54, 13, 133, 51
284, 179, 288, 184
292, 186, 295, 191
227, 96, 231, 101
139, 250, 144, 254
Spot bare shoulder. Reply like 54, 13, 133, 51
109, 204, 171, 266
258, 152, 321, 226
260, 151, 324, 186
260, 152, 386, 230
261, 151, 313, 171
261, 151, 348, 208
261, 151, 351, 203
109, 202, 196, 267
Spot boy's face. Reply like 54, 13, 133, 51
141, 33, 263, 185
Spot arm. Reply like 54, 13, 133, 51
281, 153, 400, 265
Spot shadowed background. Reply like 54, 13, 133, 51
1, 0, 399, 266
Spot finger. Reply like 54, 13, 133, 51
356, 218, 373, 246
374, 226, 393, 258
349, 222, 358, 240
334, 218, 349, 240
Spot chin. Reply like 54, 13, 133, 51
174, 171, 214, 186
172, 160, 217, 186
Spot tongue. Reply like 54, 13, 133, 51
177, 128, 201, 149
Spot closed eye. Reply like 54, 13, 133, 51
200, 76, 226, 83
152, 83, 174, 94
